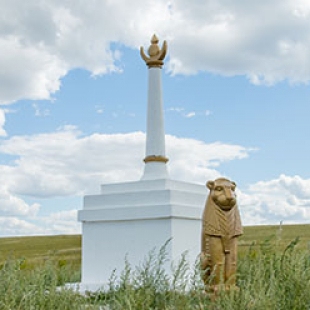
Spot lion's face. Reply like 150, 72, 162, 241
207, 178, 237, 211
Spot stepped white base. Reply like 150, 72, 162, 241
78, 178, 207, 291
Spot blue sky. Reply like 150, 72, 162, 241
0, 0, 310, 235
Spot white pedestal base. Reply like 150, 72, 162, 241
78, 178, 207, 291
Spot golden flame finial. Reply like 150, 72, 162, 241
140, 34, 167, 68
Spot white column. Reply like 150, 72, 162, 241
145, 68, 166, 157
141, 67, 169, 180
140, 35, 169, 180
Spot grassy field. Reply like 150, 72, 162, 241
239, 223, 310, 255
0, 225, 309, 309
0, 234, 81, 269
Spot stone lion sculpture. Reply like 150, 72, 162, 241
201, 178, 243, 292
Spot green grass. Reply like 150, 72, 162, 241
0, 225, 309, 309
239, 224, 310, 256
0, 234, 310, 309
0, 234, 81, 269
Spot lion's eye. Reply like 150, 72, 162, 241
215, 187, 223, 191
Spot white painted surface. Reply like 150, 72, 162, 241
100, 178, 206, 195
141, 161, 168, 180
145, 68, 166, 158
81, 219, 172, 285
141, 67, 168, 180
78, 178, 207, 290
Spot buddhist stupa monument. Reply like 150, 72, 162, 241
78, 35, 207, 291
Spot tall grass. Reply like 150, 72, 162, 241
0, 237, 310, 309
0, 258, 85, 309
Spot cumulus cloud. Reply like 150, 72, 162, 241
40, 210, 80, 235
1, 0, 310, 104
239, 174, 310, 226
167, 137, 253, 183
0, 35, 67, 104
0, 210, 80, 237
0, 185, 40, 217
166, 0, 310, 84
0, 217, 44, 236
0, 127, 253, 197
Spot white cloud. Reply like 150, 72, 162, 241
185, 112, 196, 118
0, 35, 67, 104
167, 107, 210, 118
166, 0, 310, 84
95, 107, 104, 114
239, 174, 310, 225
0, 127, 252, 197
0, 109, 7, 136
0, 210, 80, 237
167, 137, 253, 183
0, 217, 44, 236
32, 103, 50, 117
40, 209, 80, 235
0, 185, 40, 217
1, 0, 310, 104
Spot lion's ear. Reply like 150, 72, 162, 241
206, 181, 214, 190
231, 181, 237, 189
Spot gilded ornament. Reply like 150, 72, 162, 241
140, 34, 167, 68
143, 155, 169, 163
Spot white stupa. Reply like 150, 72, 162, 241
78, 35, 207, 291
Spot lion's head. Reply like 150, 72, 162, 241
206, 178, 237, 211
